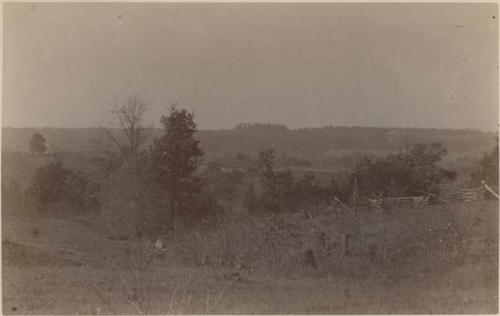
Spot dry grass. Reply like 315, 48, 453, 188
2, 200, 498, 314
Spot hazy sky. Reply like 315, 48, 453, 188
3, 3, 498, 130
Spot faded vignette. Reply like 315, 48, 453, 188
1, 2, 499, 315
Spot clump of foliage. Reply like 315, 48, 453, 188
246, 142, 456, 213
64, 169, 100, 212
200, 162, 244, 204
29, 132, 47, 155
27, 160, 99, 212
243, 184, 259, 214
27, 161, 67, 208
101, 152, 163, 239
251, 149, 334, 213
354, 142, 456, 197
291, 173, 330, 209
471, 137, 498, 187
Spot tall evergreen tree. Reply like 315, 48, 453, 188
151, 104, 203, 231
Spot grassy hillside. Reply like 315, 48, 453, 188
3, 200, 498, 314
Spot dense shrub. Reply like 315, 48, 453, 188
248, 143, 456, 213
200, 162, 244, 204
251, 149, 336, 213
179, 190, 221, 228
291, 174, 330, 209
354, 143, 456, 197
242, 184, 259, 214
64, 170, 100, 212
26, 161, 99, 213
26, 162, 68, 209
471, 137, 498, 187
99, 156, 164, 239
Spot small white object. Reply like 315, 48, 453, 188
154, 238, 164, 251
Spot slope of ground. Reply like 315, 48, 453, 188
2, 201, 498, 314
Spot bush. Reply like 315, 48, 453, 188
100, 160, 162, 239
200, 162, 244, 205
242, 184, 259, 214
471, 137, 498, 187
26, 161, 99, 213
26, 161, 67, 209
354, 143, 456, 197
64, 170, 100, 212
252, 149, 335, 213
178, 190, 221, 228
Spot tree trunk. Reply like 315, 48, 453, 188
130, 154, 144, 237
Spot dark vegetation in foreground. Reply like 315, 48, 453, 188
2, 99, 499, 314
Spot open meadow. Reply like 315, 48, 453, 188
2, 196, 498, 314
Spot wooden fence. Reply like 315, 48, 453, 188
342, 182, 498, 212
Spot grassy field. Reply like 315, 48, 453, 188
2, 200, 498, 314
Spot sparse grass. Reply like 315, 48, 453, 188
2, 200, 498, 314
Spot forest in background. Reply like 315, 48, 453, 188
2, 125, 496, 180
2, 125, 496, 156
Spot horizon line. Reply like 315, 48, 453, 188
1, 124, 498, 134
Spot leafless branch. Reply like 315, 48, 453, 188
103, 128, 129, 162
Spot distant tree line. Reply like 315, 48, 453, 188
3, 124, 495, 157
197, 125, 496, 158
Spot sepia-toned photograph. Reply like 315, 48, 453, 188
2, 2, 499, 314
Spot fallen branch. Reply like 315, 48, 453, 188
482, 181, 499, 199
127, 299, 145, 315
417, 190, 450, 204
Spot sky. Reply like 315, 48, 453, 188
2, 3, 498, 131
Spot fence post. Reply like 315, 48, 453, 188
353, 177, 358, 212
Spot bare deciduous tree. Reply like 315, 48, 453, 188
104, 95, 149, 161
102, 95, 151, 235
